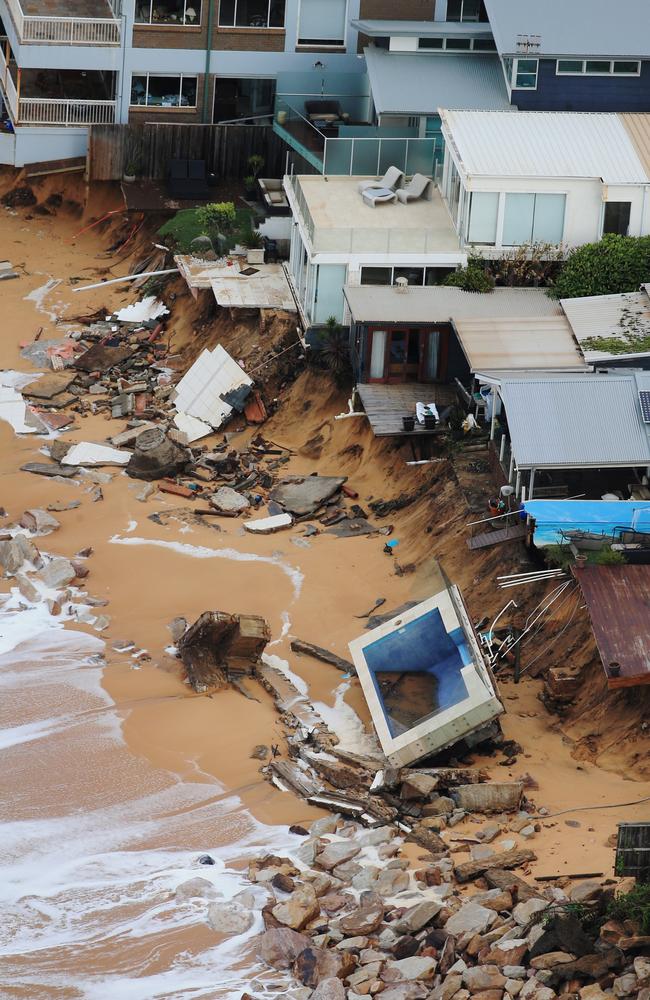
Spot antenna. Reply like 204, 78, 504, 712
516, 34, 541, 53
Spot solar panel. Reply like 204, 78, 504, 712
640, 390, 650, 424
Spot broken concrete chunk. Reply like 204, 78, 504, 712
270, 476, 347, 517
244, 513, 293, 534
21, 462, 77, 479
62, 442, 131, 467
19, 509, 61, 535
126, 427, 189, 481
452, 782, 523, 814
210, 486, 250, 514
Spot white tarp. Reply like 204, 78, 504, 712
173, 411, 213, 443
0, 372, 46, 435
115, 296, 169, 323
62, 442, 132, 467
173, 345, 252, 429
243, 513, 293, 534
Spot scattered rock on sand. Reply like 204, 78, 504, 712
257, 928, 312, 969
37, 557, 77, 589
206, 900, 254, 935
340, 891, 384, 935
19, 509, 61, 534
272, 884, 320, 931
310, 977, 346, 1000
445, 900, 497, 937
175, 877, 218, 902
210, 486, 250, 513
0, 539, 24, 575
315, 841, 361, 872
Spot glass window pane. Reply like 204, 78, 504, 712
350, 139, 379, 176
361, 267, 391, 285
298, 0, 344, 43
446, 0, 462, 20
147, 75, 182, 106
394, 267, 424, 286
557, 59, 583, 73
134, 1, 151, 23
532, 193, 565, 244
603, 201, 631, 235
613, 61, 639, 74
407, 331, 420, 364
131, 74, 147, 105
468, 191, 499, 244
473, 39, 496, 50
369, 331, 386, 379
460, 0, 481, 20
236, 0, 268, 27
446, 38, 472, 49
181, 76, 197, 106
503, 193, 535, 245
269, 0, 285, 26
516, 58, 537, 72
418, 37, 443, 48
585, 60, 610, 73
219, 0, 235, 24
424, 331, 439, 379
515, 72, 536, 88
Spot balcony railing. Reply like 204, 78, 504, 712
0, 40, 18, 118
4, 0, 121, 44
18, 98, 116, 124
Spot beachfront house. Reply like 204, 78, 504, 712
439, 109, 650, 252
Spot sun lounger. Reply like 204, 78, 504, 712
396, 173, 433, 204
357, 166, 404, 195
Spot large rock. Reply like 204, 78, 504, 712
529, 952, 575, 971
395, 900, 443, 934
272, 884, 320, 931
175, 877, 217, 901
445, 901, 497, 937
380, 986, 431, 1000
463, 965, 506, 992
15, 572, 40, 603
613, 974, 639, 997
316, 841, 361, 872
635, 957, 650, 987
340, 891, 385, 935
257, 927, 311, 968
206, 900, 254, 935
519, 979, 557, 1000
0, 539, 24, 575
512, 897, 549, 926
210, 486, 250, 513
310, 978, 346, 1000
386, 955, 437, 981
37, 557, 77, 588
126, 426, 188, 481
14, 532, 43, 568
483, 938, 529, 966
569, 880, 603, 904
292, 946, 355, 987
19, 509, 60, 534
376, 868, 410, 896
528, 914, 594, 960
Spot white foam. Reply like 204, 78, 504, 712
261, 651, 308, 696
314, 681, 379, 755
125, 520, 137, 533
24, 278, 63, 322
109, 535, 304, 599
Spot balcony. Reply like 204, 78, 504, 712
0, 60, 117, 124
4, 0, 121, 45
285, 173, 463, 259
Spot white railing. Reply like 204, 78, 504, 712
5, 0, 121, 44
18, 98, 116, 124
0, 41, 18, 119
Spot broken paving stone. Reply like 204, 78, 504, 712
206, 900, 255, 936
270, 476, 347, 517
210, 486, 250, 514
47, 500, 81, 513
19, 509, 61, 535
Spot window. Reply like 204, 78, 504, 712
446, 0, 488, 22
360, 267, 448, 287
393, 267, 424, 286
130, 73, 197, 107
135, 0, 200, 25
502, 193, 565, 245
418, 37, 443, 49
445, 37, 472, 50
603, 202, 631, 236
473, 38, 496, 50
298, 0, 346, 46
467, 191, 499, 245
417, 35, 494, 50
556, 58, 640, 75
360, 267, 392, 286
218, 0, 285, 28
513, 58, 538, 89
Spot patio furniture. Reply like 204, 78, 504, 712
362, 187, 397, 208
357, 166, 404, 195
396, 173, 433, 204
167, 158, 211, 200
258, 177, 289, 211
304, 100, 350, 127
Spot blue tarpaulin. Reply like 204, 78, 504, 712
523, 499, 650, 547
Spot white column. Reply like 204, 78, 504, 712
529, 468, 536, 500
515, 468, 521, 498
490, 386, 498, 441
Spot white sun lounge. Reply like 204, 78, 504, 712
357, 165, 404, 195
396, 173, 433, 204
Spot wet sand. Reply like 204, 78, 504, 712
1, 187, 650, 996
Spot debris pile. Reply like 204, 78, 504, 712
176, 610, 270, 692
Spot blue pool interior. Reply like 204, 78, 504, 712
363, 607, 473, 738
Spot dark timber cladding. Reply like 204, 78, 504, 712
573, 565, 650, 689
87, 123, 285, 182
357, 383, 457, 437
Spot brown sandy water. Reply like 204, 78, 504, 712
0, 187, 649, 998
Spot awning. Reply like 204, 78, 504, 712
454, 315, 585, 372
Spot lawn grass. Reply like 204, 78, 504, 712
158, 206, 256, 253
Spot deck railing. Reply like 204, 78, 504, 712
18, 97, 117, 124
5, 0, 121, 44
0, 41, 18, 119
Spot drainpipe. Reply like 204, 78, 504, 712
202, 0, 215, 124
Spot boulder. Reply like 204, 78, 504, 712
316, 841, 362, 872
613, 974, 639, 997
463, 965, 506, 991
175, 877, 217, 901
483, 938, 529, 966
578, 987, 610, 1000
529, 952, 575, 971
272, 884, 320, 931
569, 880, 603, 904
15, 572, 40, 603
445, 901, 497, 937
431, 973, 463, 1000
340, 891, 385, 935
210, 486, 250, 513
635, 957, 650, 987
0, 539, 24, 575
380, 985, 431, 1000
519, 979, 556, 1000
395, 900, 443, 934
386, 955, 437, 980
512, 897, 549, 926
376, 868, 410, 896
206, 900, 254, 935
37, 557, 77, 588
310, 978, 347, 1000
257, 927, 312, 969
292, 945, 356, 987
528, 914, 594, 960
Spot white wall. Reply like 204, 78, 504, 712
13, 126, 88, 166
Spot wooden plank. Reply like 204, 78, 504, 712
467, 524, 527, 550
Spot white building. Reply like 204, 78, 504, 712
439, 109, 650, 250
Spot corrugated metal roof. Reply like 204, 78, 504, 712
574, 565, 650, 688
484, 0, 650, 57
365, 48, 510, 116
343, 285, 561, 323
353, 19, 493, 38
440, 110, 650, 183
560, 290, 650, 363
454, 315, 585, 371
620, 115, 650, 178
493, 372, 650, 468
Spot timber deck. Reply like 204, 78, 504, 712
467, 523, 528, 550
357, 382, 458, 438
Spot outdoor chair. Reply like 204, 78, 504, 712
167, 158, 211, 200
357, 166, 404, 195
396, 173, 433, 204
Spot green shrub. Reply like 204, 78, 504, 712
551, 234, 650, 299
607, 884, 650, 934
443, 255, 494, 293
197, 201, 237, 238
158, 206, 255, 253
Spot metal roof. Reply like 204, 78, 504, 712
483, 0, 650, 58
620, 115, 650, 179
453, 315, 585, 371
365, 48, 510, 116
486, 372, 650, 469
560, 290, 650, 363
440, 110, 650, 183
574, 565, 650, 689
343, 285, 561, 323
353, 19, 493, 38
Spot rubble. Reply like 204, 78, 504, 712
126, 427, 189, 481
178, 611, 270, 692
19, 509, 61, 534
270, 476, 348, 517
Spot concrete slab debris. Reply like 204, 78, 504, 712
114, 296, 169, 323
21, 462, 77, 478
270, 476, 347, 517
62, 443, 132, 467
173, 411, 213, 443
243, 513, 293, 534
22, 371, 77, 400
210, 486, 250, 513
0, 384, 46, 434
74, 344, 135, 374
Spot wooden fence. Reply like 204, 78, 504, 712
88, 122, 287, 182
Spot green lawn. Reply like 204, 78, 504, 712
158, 207, 256, 254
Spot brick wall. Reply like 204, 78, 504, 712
359, 0, 436, 19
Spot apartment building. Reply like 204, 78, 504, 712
0, 0, 365, 167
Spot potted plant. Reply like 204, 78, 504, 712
123, 157, 139, 184
243, 229, 265, 264
244, 154, 264, 200
243, 174, 257, 199
402, 415, 415, 432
